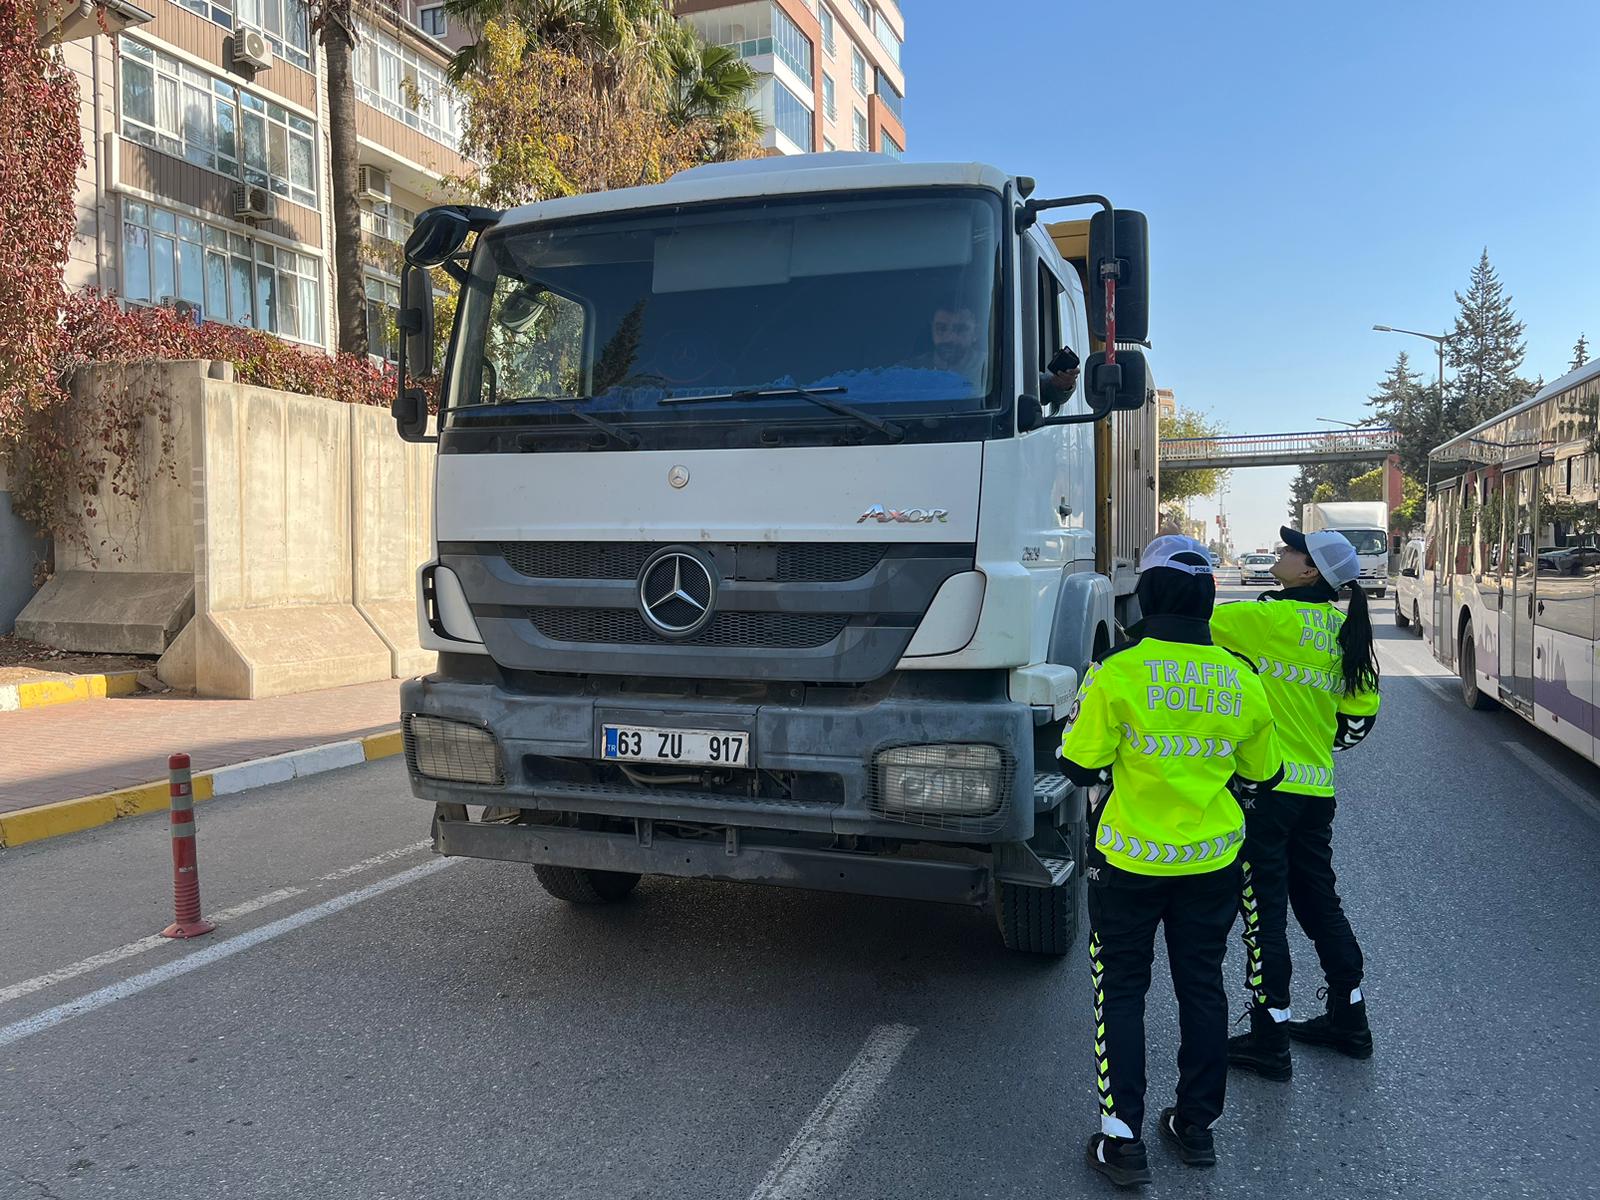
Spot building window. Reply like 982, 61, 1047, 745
120, 199, 322, 345
418, 5, 447, 36
359, 199, 417, 246
823, 135, 836, 152
354, 21, 462, 149
773, 80, 814, 152
365, 275, 401, 361
882, 130, 902, 158
120, 38, 317, 208
849, 0, 870, 21
235, 0, 312, 72
852, 107, 868, 150
819, 4, 835, 54
174, 0, 234, 32
850, 46, 867, 95
771, 5, 813, 88
873, 10, 901, 66
822, 72, 836, 121
875, 69, 902, 120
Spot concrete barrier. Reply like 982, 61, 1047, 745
13, 361, 209, 652
351, 404, 437, 680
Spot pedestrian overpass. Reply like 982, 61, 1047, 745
1159, 427, 1397, 471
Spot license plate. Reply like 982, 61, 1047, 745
602, 725, 750, 767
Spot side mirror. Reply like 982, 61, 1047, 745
393, 264, 435, 443
1085, 348, 1149, 412
1087, 209, 1149, 344
405, 207, 471, 268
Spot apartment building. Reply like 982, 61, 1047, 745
46, 0, 470, 359
676, 0, 904, 158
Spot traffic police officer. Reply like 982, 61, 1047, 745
1061, 535, 1283, 1187
1211, 527, 1381, 1080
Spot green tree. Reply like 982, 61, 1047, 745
1364, 350, 1437, 482
1573, 333, 1590, 372
1159, 406, 1229, 506
1446, 249, 1536, 429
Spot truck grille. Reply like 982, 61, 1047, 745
501, 541, 888, 583
529, 607, 850, 649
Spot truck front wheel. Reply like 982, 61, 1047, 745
995, 844, 1081, 957
532, 865, 641, 904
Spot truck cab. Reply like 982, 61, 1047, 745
391, 154, 1151, 954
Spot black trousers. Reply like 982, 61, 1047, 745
1239, 791, 1365, 1014
1088, 855, 1239, 1139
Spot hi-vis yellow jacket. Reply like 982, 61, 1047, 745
1211, 592, 1381, 797
1061, 629, 1283, 877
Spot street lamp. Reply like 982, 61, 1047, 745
1316, 417, 1362, 429
1372, 324, 1448, 405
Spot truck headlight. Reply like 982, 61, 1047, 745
404, 715, 503, 785
875, 744, 1003, 817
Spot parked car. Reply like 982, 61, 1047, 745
1395, 537, 1426, 634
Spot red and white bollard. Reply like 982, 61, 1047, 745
160, 752, 215, 939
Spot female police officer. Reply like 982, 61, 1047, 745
1211, 527, 1381, 1081
1061, 535, 1283, 1187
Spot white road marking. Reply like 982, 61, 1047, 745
1504, 742, 1600, 825
747, 1023, 917, 1200
0, 858, 455, 1050
0, 842, 430, 1008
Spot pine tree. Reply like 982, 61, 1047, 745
1573, 333, 1590, 372
1364, 350, 1434, 481
1446, 249, 1534, 429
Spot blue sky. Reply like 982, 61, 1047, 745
897, 0, 1600, 553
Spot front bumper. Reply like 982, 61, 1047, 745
401, 673, 1038, 844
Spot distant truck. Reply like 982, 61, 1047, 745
1301, 501, 1389, 598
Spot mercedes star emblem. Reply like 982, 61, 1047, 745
638, 549, 716, 637
668, 465, 690, 489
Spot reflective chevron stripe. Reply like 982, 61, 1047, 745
1118, 723, 1235, 759
1089, 933, 1116, 1120
1240, 859, 1267, 1007
1254, 656, 1343, 693
1282, 761, 1333, 789
1097, 821, 1243, 866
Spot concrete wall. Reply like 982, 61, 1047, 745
16, 361, 435, 696
13, 361, 208, 652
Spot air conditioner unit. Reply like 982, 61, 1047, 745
233, 25, 273, 72
232, 184, 274, 221
358, 165, 391, 203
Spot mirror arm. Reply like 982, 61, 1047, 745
1015, 193, 1112, 232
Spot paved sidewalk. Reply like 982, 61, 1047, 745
0, 679, 402, 813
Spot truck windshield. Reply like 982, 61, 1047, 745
446, 191, 1004, 442
1337, 529, 1388, 555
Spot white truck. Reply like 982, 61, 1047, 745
389, 154, 1155, 955
1302, 500, 1390, 598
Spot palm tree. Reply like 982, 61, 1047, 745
663, 35, 761, 161
308, 1, 372, 356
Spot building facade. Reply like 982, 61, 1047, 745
50, 0, 471, 358
676, 0, 904, 158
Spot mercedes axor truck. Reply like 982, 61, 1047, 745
389, 154, 1155, 954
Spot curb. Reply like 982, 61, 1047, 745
0, 670, 141, 714
0, 727, 403, 850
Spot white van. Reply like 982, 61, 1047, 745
1395, 537, 1425, 635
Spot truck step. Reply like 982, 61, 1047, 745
1033, 771, 1071, 811
1035, 855, 1075, 887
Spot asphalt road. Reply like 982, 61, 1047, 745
3, 587, 1599, 1199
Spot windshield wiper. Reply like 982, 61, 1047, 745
513, 396, 639, 449
659, 386, 904, 441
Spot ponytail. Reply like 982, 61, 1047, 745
1338, 582, 1380, 696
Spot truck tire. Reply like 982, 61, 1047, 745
1459, 627, 1499, 712
532, 865, 641, 904
995, 863, 1080, 957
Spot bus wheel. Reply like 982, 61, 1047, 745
1459, 627, 1499, 712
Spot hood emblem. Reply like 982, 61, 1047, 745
668, 465, 690, 489
858, 505, 949, 525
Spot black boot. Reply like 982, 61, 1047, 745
1086, 1133, 1152, 1187
1227, 1007, 1292, 1081
1158, 1107, 1216, 1168
1288, 986, 1373, 1059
